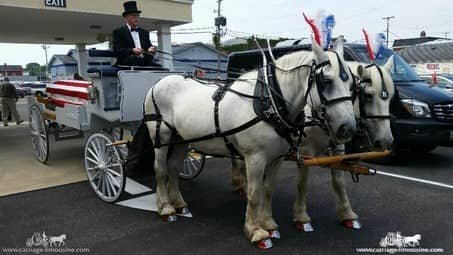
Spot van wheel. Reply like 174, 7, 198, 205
411, 145, 437, 154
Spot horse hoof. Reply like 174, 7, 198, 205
295, 222, 314, 232
255, 239, 273, 249
268, 230, 281, 239
176, 207, 191, 216
342, 220, 361, 230
161, 214, 177, 222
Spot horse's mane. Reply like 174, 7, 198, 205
275, 50, 313, 71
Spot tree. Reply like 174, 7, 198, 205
25, 63, 41, 76
219, 37, 291, 54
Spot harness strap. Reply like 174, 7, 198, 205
156, 117, 262, 147
151, 87, 162, 147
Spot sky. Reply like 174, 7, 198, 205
1, 0, 452, 66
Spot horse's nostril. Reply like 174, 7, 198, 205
337, 123, 356, 140
373, 141, 382, 149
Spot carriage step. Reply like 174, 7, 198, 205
55, 130, 84, 141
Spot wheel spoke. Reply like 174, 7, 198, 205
105, 173, 118, 193
107, 168, 121, 177
106, 163, 121, 168
106, 172, 121, 188
89, 169, 101, 180
101, 174, 107, 195
86, 157, 99, 166
105, 175, 112, 197
87, 148, 101, 162
189, 157, 199, 170
96, 173, 103, 190
90, 140, 102, 161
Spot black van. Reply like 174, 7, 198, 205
227, 43, 453, 154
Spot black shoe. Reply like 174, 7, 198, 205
3, 123, 8, 127
16, 120, 24, 125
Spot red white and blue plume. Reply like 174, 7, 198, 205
362, 29, 387, 61
303, 10, 336, 50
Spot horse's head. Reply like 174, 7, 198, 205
310, 36, 356, 144
354, 56, 395, 149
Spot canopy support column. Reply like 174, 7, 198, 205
76, 43, 88, 79
157, 24, 173, 70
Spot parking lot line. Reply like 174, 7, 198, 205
377, 170, 453, 189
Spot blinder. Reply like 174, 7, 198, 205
310, 52, 353, 107
356, 64, 392, 120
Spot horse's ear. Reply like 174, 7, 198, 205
333, 35, 344, 58
357, 65, 370, 80
311, 35, 329, 63
384, 55, 394, 72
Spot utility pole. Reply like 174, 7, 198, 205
214, 0, 226, 79
41, 44, 50, 81
443, 32, 450, 39
382, 16, 395, 47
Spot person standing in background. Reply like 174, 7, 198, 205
0, 77, 23, 127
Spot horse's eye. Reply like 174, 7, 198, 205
323, 79, 332, 85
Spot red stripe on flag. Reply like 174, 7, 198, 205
362, 29, 375, 62
53, 80, 91, 88
49, 98, 86, 108
46, 87, 89, 100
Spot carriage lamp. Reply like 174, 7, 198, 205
400, 99, 432, 118
87, 85, 98, 104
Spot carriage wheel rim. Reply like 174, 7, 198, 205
29, 105, 48, 163
84, 133, 124, 202
178, 151, 205, 179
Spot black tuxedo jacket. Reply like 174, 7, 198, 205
113, 25, 154, 66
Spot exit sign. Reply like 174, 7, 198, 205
45, 0, 66, 8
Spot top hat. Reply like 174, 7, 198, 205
122, 1, 141, 17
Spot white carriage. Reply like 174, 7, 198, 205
28, 49, 205, 203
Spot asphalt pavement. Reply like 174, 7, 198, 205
1, 155, 452, 254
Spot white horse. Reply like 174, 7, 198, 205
49, 234, 66, 247
230, 57, 395, 231
143, 37, 356, 247
293, 57, 395, 231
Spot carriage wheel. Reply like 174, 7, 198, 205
84, 132, 125, 203
29, 105, 49, 164
178, 148, 206, 180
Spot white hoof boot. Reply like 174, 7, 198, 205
296, 222, 314, 232
176, 207, 191, 216
268, 230, 281, 239
342, 219, 361, 229
255, 239, 273, 249
161, 214, 177, 222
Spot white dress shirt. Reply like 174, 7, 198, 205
127, 23, 142, 49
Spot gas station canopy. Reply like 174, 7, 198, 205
0, 0, 193, 44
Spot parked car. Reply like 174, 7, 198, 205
227, 43, 453, 156
21, 82, 47, 96
420, 74, 453, 95
14, 83, 26, 98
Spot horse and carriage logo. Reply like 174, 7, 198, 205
379, 232, 421, 248
25, 232, 67, 248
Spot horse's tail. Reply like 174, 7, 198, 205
125, 122, 155, 176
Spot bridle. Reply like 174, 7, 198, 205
352, 64, 392, 121
304, 52, 354, 130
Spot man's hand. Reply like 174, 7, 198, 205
132, 48, 143, 55
147, 46, 156, 55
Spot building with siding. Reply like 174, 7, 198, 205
0, 65, 23, 76
170, 43, 228, 79
398, 41, 453, 75
49, 49, 112, 80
